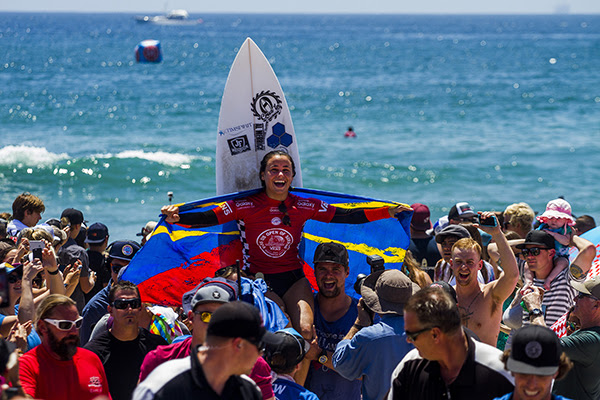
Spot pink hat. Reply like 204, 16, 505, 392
537, 199, 575, 226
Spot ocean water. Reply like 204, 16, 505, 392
1, 13, 599, 240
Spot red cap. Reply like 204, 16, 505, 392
410, 203, 431, 231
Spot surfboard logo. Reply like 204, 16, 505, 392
227, 135, 251, 155
256, 228, 293, 258
251, 90, 282, 150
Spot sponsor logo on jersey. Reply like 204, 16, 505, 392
221, 202, 233, 216
296, 199, 314, 209
235, 200, 253, 209
271, 217, 282, 226
88, 376, 103, 393
256, 228, 293, 258
319, 201, 329, 212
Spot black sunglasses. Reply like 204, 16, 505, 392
278, 202, 291, 227
577, 292, 599, 301
112, 298, 142, 310
405, 326, 435, 341
245, 337, 266, 354
8, 274, 22, 284
520, 247, 550, 257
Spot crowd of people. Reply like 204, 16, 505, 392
1, 156, 600, 399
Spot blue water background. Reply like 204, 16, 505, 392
1, 13, 599, 240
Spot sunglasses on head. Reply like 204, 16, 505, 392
193, 310, 213, 323
44, 316, 83, 331
520, 247, 549, 257
112, 298, 142, 310
278, 202, 291, 227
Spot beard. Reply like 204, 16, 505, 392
317, 284, 342, 298
47, 329, 80, 360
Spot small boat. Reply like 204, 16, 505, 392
135, 9, 202, 25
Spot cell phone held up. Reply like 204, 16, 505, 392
0, 266, 9, 308
30, 240, 44, 261
477, 214, 497, 227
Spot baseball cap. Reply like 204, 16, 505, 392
507, 325, 561, 376
206, 301, 282, 348
448, 202, 476, 221
137, 221, 157, 237
108, 240, 140, 262
427, 215, 449, 236
60, 208, 85, 225
2, 262, 23, 276
515, 230, 555, 250
313, 242, 349, 267
429, 281, 458, 303
265, 328, 309, 371
410, 203, 432, 231
435, 225, 471, 244
361, 269, 420, 315
571, 275, 600, 299
85, 222, 109, 244
181, 277, 238, 314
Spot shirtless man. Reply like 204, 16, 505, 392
449, 212, 518, 346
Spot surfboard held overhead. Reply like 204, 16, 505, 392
216, 37, 303, 195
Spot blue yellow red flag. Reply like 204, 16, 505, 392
121, 188, 412, 306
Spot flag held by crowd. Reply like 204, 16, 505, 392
121, 187, 412, 306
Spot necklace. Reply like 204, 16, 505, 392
458, 290, 482, 327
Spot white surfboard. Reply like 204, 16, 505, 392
216, 37, 303, 195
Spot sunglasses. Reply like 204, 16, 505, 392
193, 310, 213, 323
8, 274, 22, 284
44, 316, 84, 331
520, 247, 550, 257
112, 298, 142, 310
566, 321, 579, 331
245, 337, 266, 354
405, 326, 435, 341
278, 202, 291, 227
577, 292, 599, 301
111, 263, 126, 274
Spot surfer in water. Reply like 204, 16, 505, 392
161, 150, 411, 340
344, 126, 356, 138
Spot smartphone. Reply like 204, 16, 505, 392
30, 240, 44, 261
0, 266, 8, 308
478, 215, 497, 227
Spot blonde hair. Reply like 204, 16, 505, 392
35, 294, 76, 328
504, 203, 535, 235
451, 238, 482, 258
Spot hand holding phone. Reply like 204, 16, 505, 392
30, 240, 44, 261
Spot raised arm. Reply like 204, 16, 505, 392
41, 241, 66, 296
569, 235, 596, 279
477, 212, 518, 302
18, 260, 44, 325
161, 204, 220, 227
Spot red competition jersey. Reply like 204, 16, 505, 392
19, 344, 111, 400
214, 192, 336, 274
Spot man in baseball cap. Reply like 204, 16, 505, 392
305, 242, 362, 399
136, 221, 157, 246
134, 301, 280, 400
496, 325, 572, 400
448, 202, 477, 224
139, 277, 239, 381
409, 203, 441, 276
333, 269, 420, 400
84, 223, 111, 302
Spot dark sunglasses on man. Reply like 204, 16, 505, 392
112, 298, 142, 310
519, 247, 550, 258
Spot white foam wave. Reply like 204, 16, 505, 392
107, 150, 205, 167
0, 145, 70, 167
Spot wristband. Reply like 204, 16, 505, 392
353, 323, 366, 330
47, 268, 60, 275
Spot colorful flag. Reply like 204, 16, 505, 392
121, 188, 412, 306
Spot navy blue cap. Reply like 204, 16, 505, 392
108, 240, 140, 261
85, 223, 109, 244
